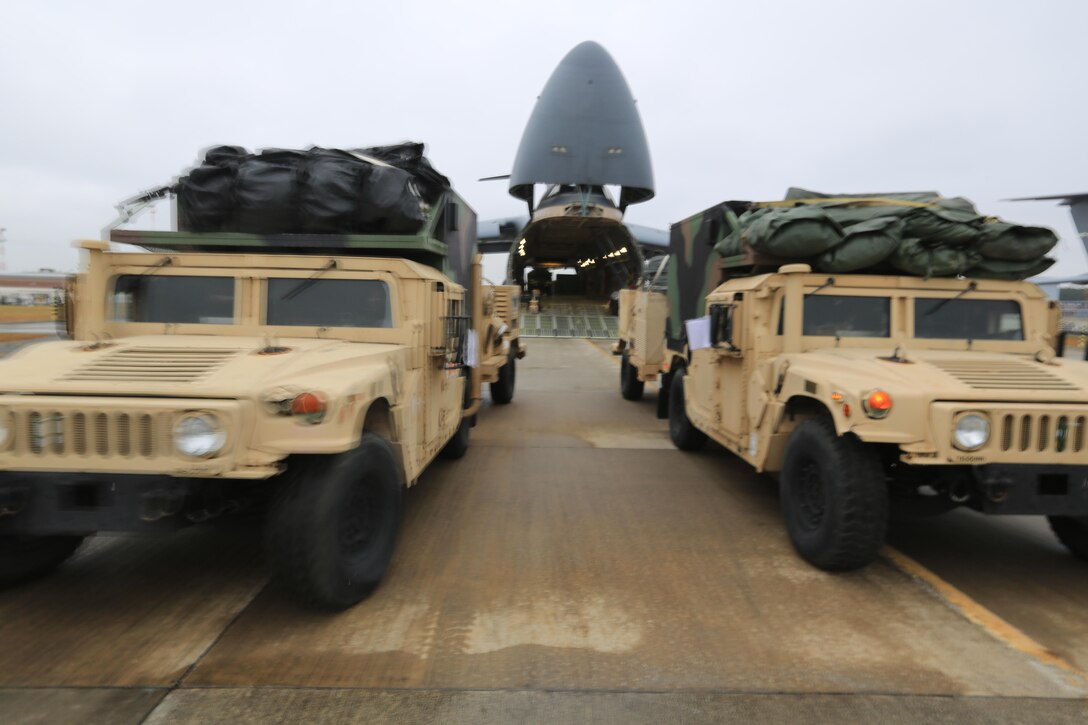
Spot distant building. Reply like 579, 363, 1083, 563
0, 270, 67, 306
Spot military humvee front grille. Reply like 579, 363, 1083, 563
999, 413, 1087, 455
21, 409, 165, 459
930, 359, 1077, 391
63, 347, 240, 383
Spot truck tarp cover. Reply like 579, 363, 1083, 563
712, 188, 1058, 279
176, 143, 450, 235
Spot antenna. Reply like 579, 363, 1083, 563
0, 227, 6, 272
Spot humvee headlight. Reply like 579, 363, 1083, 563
173, 413, 227, 458
953, 414, 990, 451
862, 389, 893, 419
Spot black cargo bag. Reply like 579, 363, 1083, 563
232, 150, 305, 233
177, 165, 236, 232
299, 149, 373, 234
356, 165, 427, 233
356, 142, 450, 203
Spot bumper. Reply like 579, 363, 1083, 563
0, 471, 265, 535
972, 464, 1088, 515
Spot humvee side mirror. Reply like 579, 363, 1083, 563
446, 201, 460, 232
1056, 330, 1088, 362
60, 275, 77, 340
710, 303, 739, 352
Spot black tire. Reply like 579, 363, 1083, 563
440, 415, 472, 459
1048, 516, 1088, 561
668, 366, 707, 451
0, 535, 85, 589
779, 418, 887, 571
620, 350, 645, 401
656, 371, 671, 420
266, 434, 403, 610
490, 350, 516, 405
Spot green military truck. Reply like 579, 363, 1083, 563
0, 146, 522, 609
618, 194, 1088, 571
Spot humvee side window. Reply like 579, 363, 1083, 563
914, 298, 1023, 340
112, 275, 234, 323
802, 295, 890, 338
266, 279, 392, 328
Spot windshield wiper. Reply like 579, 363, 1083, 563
807, 277, 835, 296
140, 256, 173, 276
925, 280, 977, 316
281, 259, 337, 301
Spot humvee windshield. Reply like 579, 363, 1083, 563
914, 298, 1023, 340
112, 275, 234, 323
802, 294, 890, 337
266, 279, 392, 328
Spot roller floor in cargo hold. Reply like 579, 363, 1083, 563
1, 338, 1087, 724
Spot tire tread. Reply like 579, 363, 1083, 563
781, 417, 887, 571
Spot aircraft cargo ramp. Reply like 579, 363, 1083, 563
519, 298, 619, 338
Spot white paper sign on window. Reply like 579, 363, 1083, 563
686, 316, 712, 351
465, 329, 479, 368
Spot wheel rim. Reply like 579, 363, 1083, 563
792, 458, 826, 531
340, 483, 380, 554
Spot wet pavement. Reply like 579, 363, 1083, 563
1, 338, 1086, 723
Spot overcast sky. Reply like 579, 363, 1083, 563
2, 0, 1086, 280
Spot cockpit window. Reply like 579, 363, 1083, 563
803, 294, 890, 337
112, 275, 234, 323
914, 298, 1023, 340
266, 279, 392, 328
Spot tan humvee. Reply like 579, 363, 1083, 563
615, 288, 670, 404
0, 240, 521, 608
478, 281, 523, 404
648, 264, 1088, 570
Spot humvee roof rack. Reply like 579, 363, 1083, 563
107, 189, 479, 287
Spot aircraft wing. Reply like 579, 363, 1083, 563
626, 223, 669, 251
1034, 273, 1088, 285
476, 215, 530, 253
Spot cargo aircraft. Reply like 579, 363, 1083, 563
477, 41, 666, 301
1012, 193, 1088, 286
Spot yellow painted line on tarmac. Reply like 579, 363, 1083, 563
883, 546, 1088, 687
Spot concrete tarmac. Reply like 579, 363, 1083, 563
1, 338, 1087, 723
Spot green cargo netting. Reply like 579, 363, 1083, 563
817, 217, 902, 273
713, 188, 1057, 279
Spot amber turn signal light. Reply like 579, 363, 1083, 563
862, 390, 892, 419
291, 392, 327, 423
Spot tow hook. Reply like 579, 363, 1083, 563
973, 466, 1013, 504
948, 479, 972, 503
